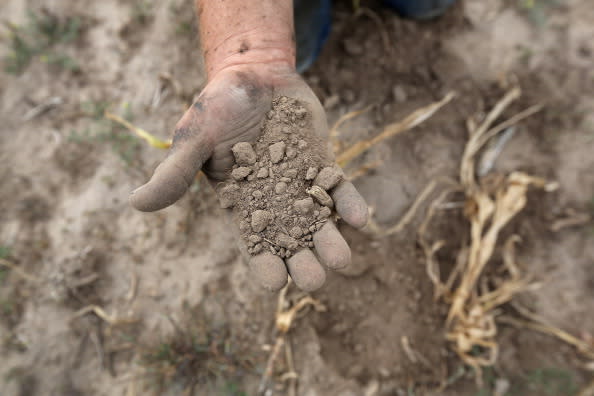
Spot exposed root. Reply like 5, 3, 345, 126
0, 258, 42, 283
258, 280, 326, 395
501, 302, 594, 359
346, 160, 383, 181
72, 304, 138, 326
329, 104, 373, 154
550, 209, 592, 232
409, 87, 564, 385
336, 92, 456, 168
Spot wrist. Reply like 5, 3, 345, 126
203, 29, 296, 81
196, 0, 296, 81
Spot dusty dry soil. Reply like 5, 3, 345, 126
1, 0, 593, 395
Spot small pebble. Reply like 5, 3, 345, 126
269, 141, 286, 163
307, 185, 334, 208
252, 190, 263, 200
231, 142, 257, 166
297, 140, 308, 149
314, 166, 344, 190
231, 166, 251, 180
280, 163, 288, 170
289, 226, 303, 238
252, 244, 262, 254
251, 210, 272, 232
318, 206, 332, 219
249, 234, 262, 244
286, 147, 297, 159
263, 185, 272, 193
280, 177, 291, 183
309, 225, 317, 233
281, 126, 291, 134
284, 169, 298, 178
277, 234, 299, 250
256, 168, 269, 178
293, 197, 314, 215
275, 182, 287, 194
305, 167, 318, 180
314, 210, 320, 217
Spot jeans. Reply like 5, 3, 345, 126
295, 0, 457, 72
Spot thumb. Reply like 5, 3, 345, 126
130, 106, 214, 212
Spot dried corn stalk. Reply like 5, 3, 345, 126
416, 87, 565, 382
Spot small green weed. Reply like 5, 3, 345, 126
0, 246, 11, 283
3, 10, 82, 75
141, 303, 251, 395
168, 2, 196, 36
517, 0, 563, 27
132, 0, 154, 25
475, 367, 579, 396
510, 367, 578, 396
0, 246, 10, 260
69, 102, 141, 166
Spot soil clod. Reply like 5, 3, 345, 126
269, 141, 286, 163
216, 96, 335, 259
231, 142, 257, 166
231, 166, 252, 181
251, 210, 272, 233
314, 166, 344, 191
305, 167, 318, 180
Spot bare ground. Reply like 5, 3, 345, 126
1, 0, 593, 395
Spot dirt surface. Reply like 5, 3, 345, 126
218, 96, 337, 259
1, 0, 594, 395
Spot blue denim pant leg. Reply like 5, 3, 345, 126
294, 0, 457, 72
294, 0, 332, 73
383, 0, 457, 20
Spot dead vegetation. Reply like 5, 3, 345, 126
330, 85, 594, 387
258, 279, 326, 396
137, 302, 252, 396
113, 82, 594, 391
1, 9, 82, 74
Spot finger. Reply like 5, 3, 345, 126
286, 249, 326, 292
331, 181, 369, 229
130, 108, 214, 212
313, 222, 351, 270
248, 252, 288, 292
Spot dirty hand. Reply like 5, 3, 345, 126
130, 64, 368, 292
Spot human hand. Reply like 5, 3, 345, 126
130, 64, 368, 292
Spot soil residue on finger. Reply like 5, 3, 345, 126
216, 96, 344, 259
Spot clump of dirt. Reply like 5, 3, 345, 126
216, 96, 344, 259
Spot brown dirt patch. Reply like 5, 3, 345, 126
218, 96, 339, 259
